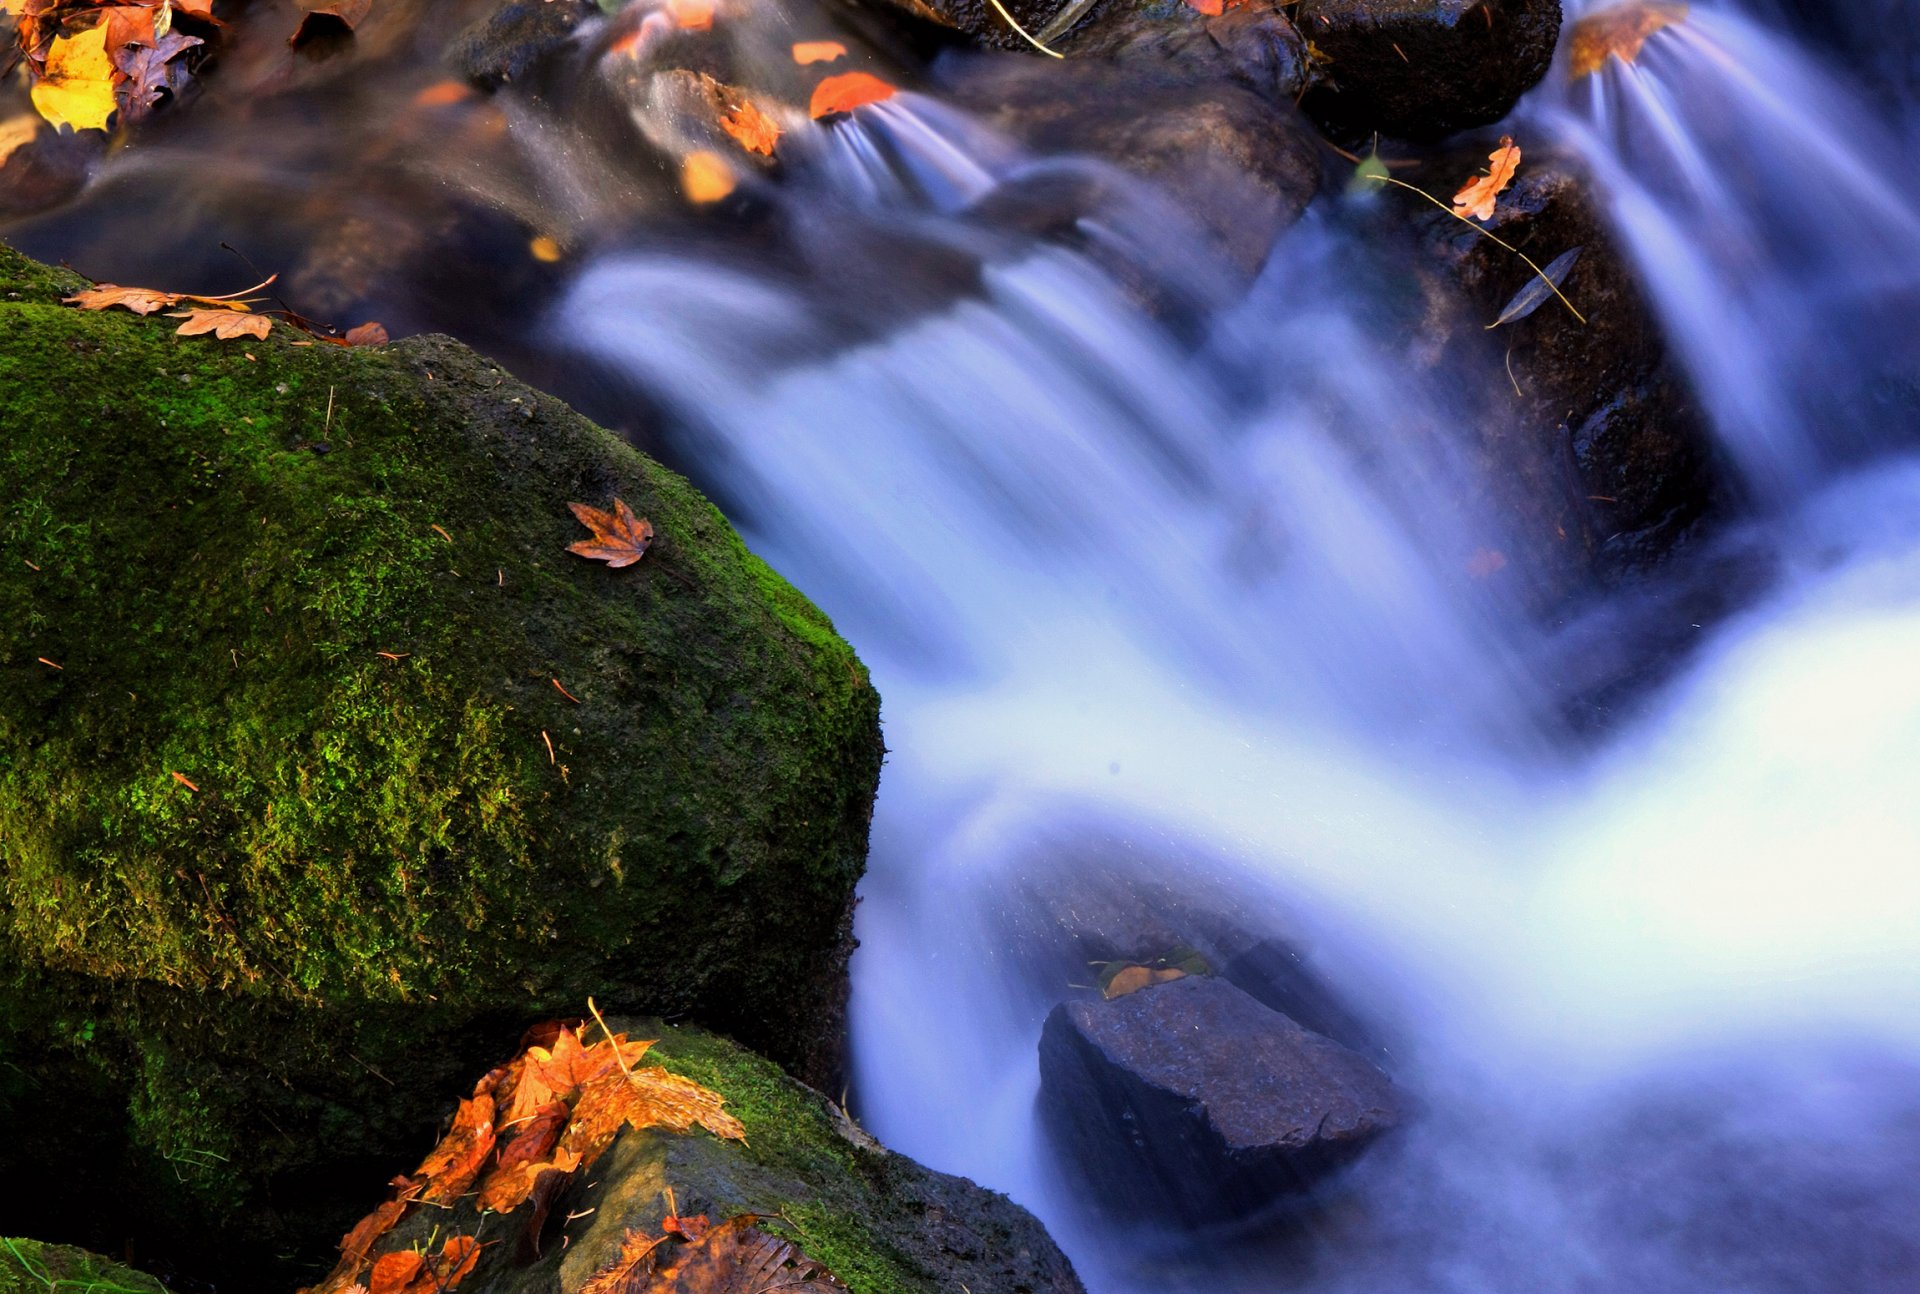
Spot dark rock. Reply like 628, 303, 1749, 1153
1039, 976, 1404, 1224
450, 0, 599, 88
336, 1017, 1087, 1294
1295, 0, 1562, 143
943, 53, 1323, 277
1411, 153, 1722, 593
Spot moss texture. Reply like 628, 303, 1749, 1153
346, 1017, 1083, 1294
0, 242, 883, 1281
0, 1239, 167, 1294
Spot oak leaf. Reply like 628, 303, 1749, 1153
568, 498, 655, 567
1452, 135, 1520, 222
32, 27, 117, 133
790, 39, 845, 64
1569, 1, 1687, 79
808, 71, 895, 120
114, 30, 202, 114
170, 307, 271, 339
719, 101, 780, 157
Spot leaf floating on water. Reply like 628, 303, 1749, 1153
666, 0, 713, 29
567, 497, 655, 568
32, 27, 118, 133
790, 39, 846, 64
1569, 1, 1688, 80
808, 71, 896, 120
679, 150, 735, 204
115, 31, 204, 115
1452, 135, 1521, 222
1490, 246, 1583, 328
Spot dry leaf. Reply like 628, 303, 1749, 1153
368, 1251, 424, 1294
1102, 965, 1186, 999
581, 1228, 671, 1294
666, 0, 712, 28
1569, 1, 1687, 79
170, 308, 272, 339
530, 235, 563, 262
561, 1065, 745, 1166
32, 27, 117, 133
808, 71, 896, 120
719, 101, 780, 157
790, 39, 845, 64
679, 150, 734, 204
648, 1214, 846, 1293
345, 320, 389, 346
413, 1093, 496, 1203
65, 283, 187, 315
114, 30, 201, 115
1452, 135, 1521, 222
413, 80, 472, 107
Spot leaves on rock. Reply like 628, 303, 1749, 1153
1491, 246, 1582, 327
1101, 965, 1187, 999
808, 71, 896, 120
719, 101, 780, 157
581, 1229, 672, 1294
32, 27, 117, 133
344, 321, 389, 346
115, 31, 202, 113
1452, 135, 1521, 223
790, 39, 844, 64
169, 306, 271, 339
568, 497, 656, 567
1569, 1, 1688, 79
582, 1215, 846, 1294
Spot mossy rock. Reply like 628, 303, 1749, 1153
0, 1239, 167, 1294
329, 1017, 1085, 1294
0, 243, 883, 1281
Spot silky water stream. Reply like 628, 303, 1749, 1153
9, 0, 1920, 1287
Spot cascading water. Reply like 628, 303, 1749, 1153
553, 6, 1920, 1291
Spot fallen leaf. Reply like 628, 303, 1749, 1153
412, 80, 472, 107
339, 1197, 410, 1265
1490, 246, 1582, 327
661, 1211, 710, 1241
170, 308, 272, 339
66, 283, 187, 314
290, 0, 372, 46
368, 1252, 423, 1294
114, 31, 204, 116
649, 1214, 846, 1293
172, 0, 217, 19
98, 5, 158, 54
344, 320, 389, 346
790, 39, 845, 64
413, 1092, 496, 1203
0, 114, 40, 166
1569, 1, 1687, 79
1184, 0, 1223, 14
808, 70, 895, 119
580, 1228, 669, 1294
718, 100, 780, 157
567, 498, 656, 568
665, 0, 711, 28
1101, 965, 1186, 999
1452, 135, 1521, 222
679, 150, 734, 204
530, 234, 563, 262
561, 1065, 745, 1166
32, 27, 118, 133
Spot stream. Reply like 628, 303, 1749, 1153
8, 0, 1920, 1288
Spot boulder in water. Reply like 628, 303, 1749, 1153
1038, 975, 1404, 1224
1294, 0, 1563, 143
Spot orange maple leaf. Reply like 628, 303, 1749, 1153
790, 39, 846, 64
1452, 136, 1521, 222
561, 1066, 747, 1166
651, 1215, 844, 1292
567, 498, 655, 567
171, 308, 272, 340
808, 71, 896, 120
719, 101, 780, 157
413, 1093, 496, 1203
1568, 1, 1688, 78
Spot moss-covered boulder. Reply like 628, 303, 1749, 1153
0, 243, 882, 1280
332, 1017, 1084, 1294
0, 1239, 168, 1294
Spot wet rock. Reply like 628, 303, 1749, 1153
1412, 153, 1720, 590
1294, 0, 1562, 143
1039, 976, 1404, 1223
944, 54, 1323, 276
450, 0, 599, 88
332, 1017, 1087, 1294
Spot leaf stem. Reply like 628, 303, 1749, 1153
1368, 175, 1587, 325
983, 0, 1064, 58
585, 995, 637, 1081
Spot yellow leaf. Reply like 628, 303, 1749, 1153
32, 27, 118, 133
1569, 1, 1688, 79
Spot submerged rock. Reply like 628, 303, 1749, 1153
1039, 976, 1404, 1224
450, 0, 599, 88
1294, 0, 1562, 143
327, 1017, 1085, 1294
0, 243, 881, 1281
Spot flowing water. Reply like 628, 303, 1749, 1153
10, 0, 1920, 1287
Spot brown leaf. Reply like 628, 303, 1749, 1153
648, 1214, 846, 1293
790, 39, 845, 64
718, 101, 780, 157
680, 150, 735, 204
114, 31, 204, 118
65, 283, 185, 315
1569, 1, 1687, 79
339, 1196, 410, 1264
291, 0, 372, 46
98, 6, 158, 53
170, 307, 272, 339
561, 1065, 745, 1168
567, 498, 655, 568
368, 1252, 424, 1294
808, 71, 896, 120
1452, 136, 1521, 222
345, 320, 389, 346
581, 1228, 671, 1294
413, 1093, 497, 1203
666, 0, 712, 28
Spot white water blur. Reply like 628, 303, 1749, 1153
559, 38, 1920, 1292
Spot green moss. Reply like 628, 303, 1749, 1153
0, 241, 883, 1283
0, 1239, 167, 1294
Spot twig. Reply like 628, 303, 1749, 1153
982, 0, 1063, 58
1368, 175, 1587, 324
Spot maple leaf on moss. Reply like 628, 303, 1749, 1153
170, 307, 271, 339
567, 498, 654, 568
